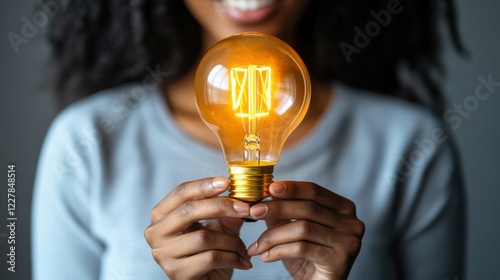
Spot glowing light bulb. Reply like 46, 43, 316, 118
194, 32, 311, 203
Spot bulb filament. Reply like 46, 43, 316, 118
230, 64, 272, 164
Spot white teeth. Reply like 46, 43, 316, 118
222, 0, 276, 11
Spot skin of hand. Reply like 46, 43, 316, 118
246, 181, 365, 280
144, 177, 253, 280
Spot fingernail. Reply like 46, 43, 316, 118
250, 204, 268, 218
242, 258, 253, 269
211, 178, 228, 190
233, 201, 250, 213
260, 251, 269, 261
271, 183, 286, 194
247, 242, 258, 255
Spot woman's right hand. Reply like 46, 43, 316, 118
144, 177, 253, 280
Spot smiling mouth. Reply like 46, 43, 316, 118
217, 0, 279, 24
220, 0, 277, 11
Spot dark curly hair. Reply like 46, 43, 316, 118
47, 0, 464, 113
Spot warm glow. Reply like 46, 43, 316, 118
194, 32, 311, 202
194, 32, 310, 165
230, 65, 271, 118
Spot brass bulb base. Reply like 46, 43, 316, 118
228, 162, 275, 203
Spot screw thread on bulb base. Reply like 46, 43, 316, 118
227, 163, 274, 203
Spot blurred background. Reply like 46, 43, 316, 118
0, 0, 499, 279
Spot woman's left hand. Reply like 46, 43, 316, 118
246, 181, 365, 280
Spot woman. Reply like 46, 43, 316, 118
32, 0, 465, 279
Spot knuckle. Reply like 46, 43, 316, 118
344, 199, 356, 214
172, 182, 189, 198
294, 241, 309, 255
178, 201, 192, 216
144, 225, 155, 245
309, 183, 322, 198
193, 230, 213, 246
295, 220, 314, 237
260, 233, 273, 247
150, 208, 161, 223
203, 250, 220, 264
151, 247, 163, 262
272, 200, 284, 216
212, 198, 226, 213
352, 219, 365, 238
162, 261, 180, 278
303, 201, 320, 216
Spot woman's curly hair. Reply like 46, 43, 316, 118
47, 0, 465, 113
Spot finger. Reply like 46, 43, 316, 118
268, 181, 357, 215
154, 229, 248, 259
248, 220, 336, 256
153, 197, 250, 235
258, 241, 334, 265
260, 204, 365, 238
264, 218, 289, 229
259, 232, 361, 267
151, 177, 229, 223
249, 200, 349, 228
157, 250, 252, 279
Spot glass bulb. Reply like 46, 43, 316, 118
194, 32, 311, 203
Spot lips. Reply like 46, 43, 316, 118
221, 0, 276, 11
217, 0, 279, 24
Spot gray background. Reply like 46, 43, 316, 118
0, 0, 498, 279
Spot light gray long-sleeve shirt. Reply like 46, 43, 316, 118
32, 83, 465, 279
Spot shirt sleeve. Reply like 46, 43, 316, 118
32, 112, 103, 280
394, 136, 466, 280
